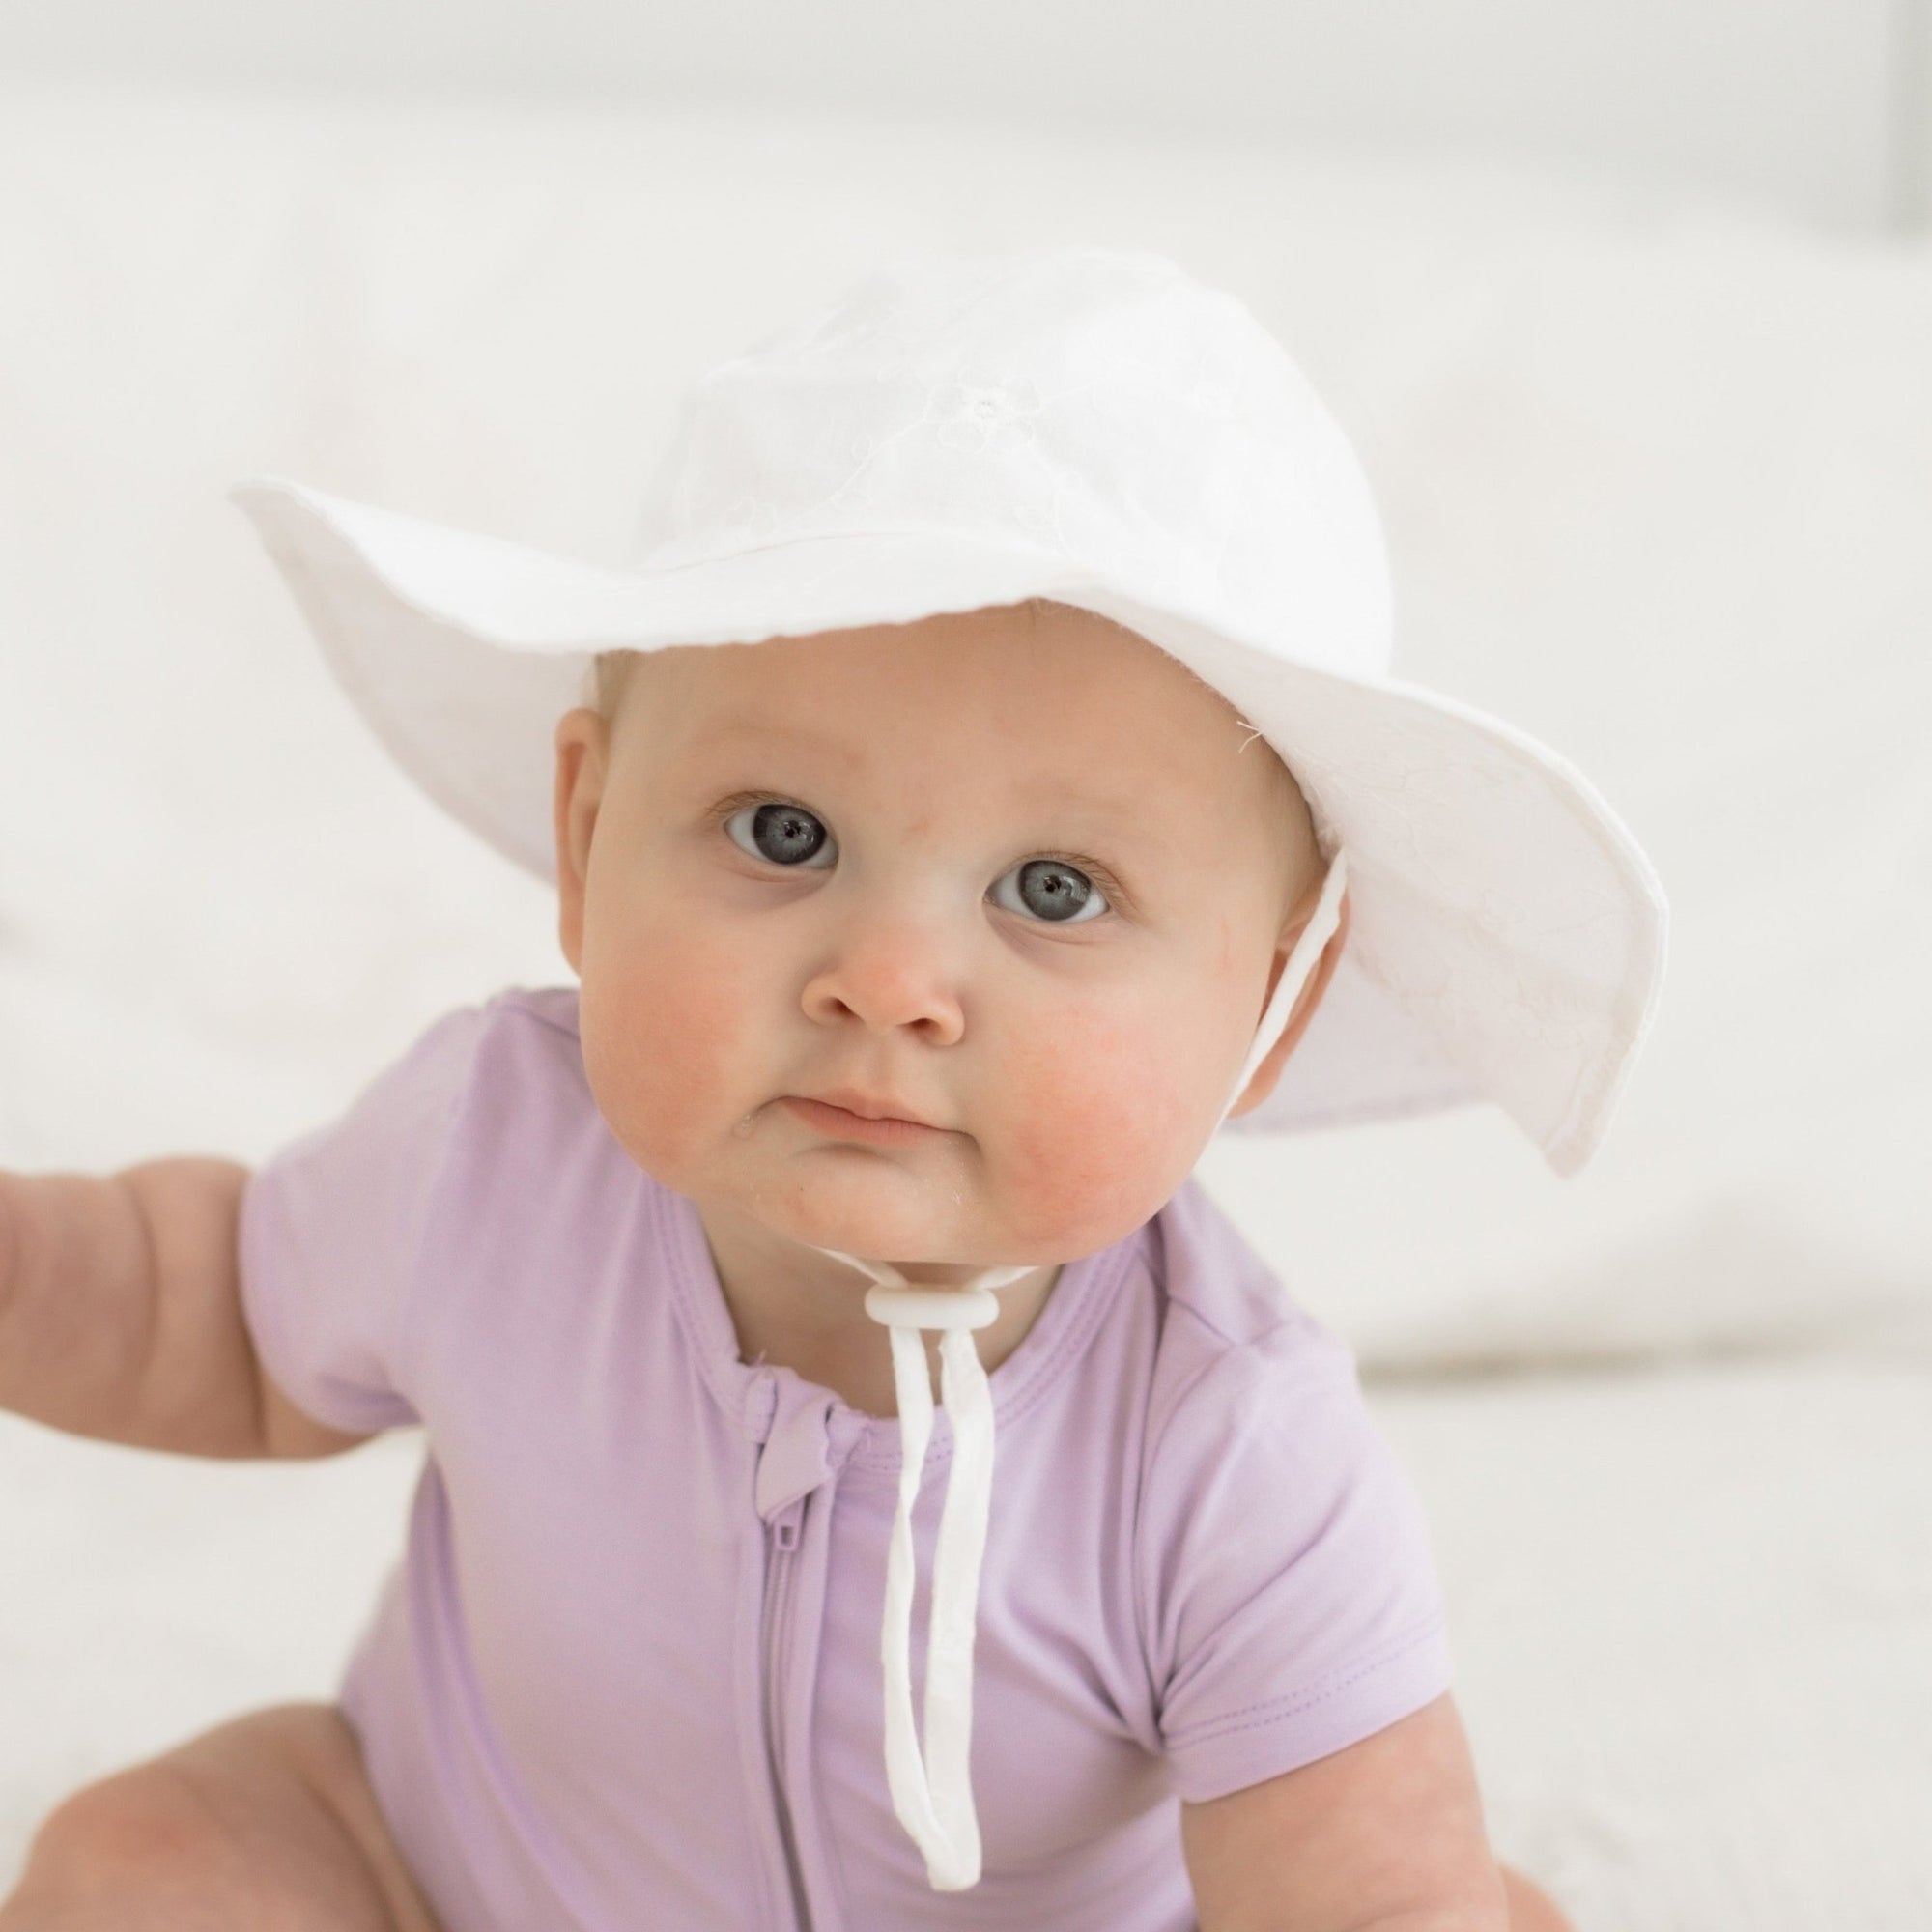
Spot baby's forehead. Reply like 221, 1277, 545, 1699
655, 623, 1245, 781
615, 601, 1250, 758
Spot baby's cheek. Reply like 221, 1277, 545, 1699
581, 921, 758, 1179
990, 1009, 1204, 1257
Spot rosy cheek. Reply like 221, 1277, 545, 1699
580, 914, 761, 1180
990, 1001, 1205, 1257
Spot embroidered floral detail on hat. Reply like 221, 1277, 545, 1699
923, 371, 1045, 454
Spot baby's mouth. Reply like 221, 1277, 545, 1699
780, 1094, 951, 1148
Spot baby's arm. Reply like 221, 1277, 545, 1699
0, 1160, 373, 1460
1181, 1693, 1512, 1931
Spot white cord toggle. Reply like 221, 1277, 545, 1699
864, 1284, 1001, 1331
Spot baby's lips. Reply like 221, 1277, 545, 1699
800, 1086, 945, 1128
781, 1095, 952, 1147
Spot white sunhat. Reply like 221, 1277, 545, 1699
229, 242, 1666, 1890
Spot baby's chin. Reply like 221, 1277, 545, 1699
702, 1152, 1083, 1271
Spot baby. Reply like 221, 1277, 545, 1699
0, 247, 1662, 1929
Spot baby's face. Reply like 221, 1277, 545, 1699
554, 602, 1320, 1269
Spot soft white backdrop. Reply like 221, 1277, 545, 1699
1, 71, 1930, 1930
1, 0, 1929, 229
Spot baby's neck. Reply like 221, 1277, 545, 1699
693, 1201, 1062, 1420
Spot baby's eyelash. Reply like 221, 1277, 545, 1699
708, 788, 792, 826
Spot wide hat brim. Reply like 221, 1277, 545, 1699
231, 475, 1667, 1177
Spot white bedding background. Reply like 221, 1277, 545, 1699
1, 76, 1928, 1925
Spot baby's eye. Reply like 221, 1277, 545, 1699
989, 858, 1108, 924
724, 800, 837, 868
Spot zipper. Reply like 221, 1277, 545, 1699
762, 1493, 813, 1931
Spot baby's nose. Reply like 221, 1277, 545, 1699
800, 917, 966, 1043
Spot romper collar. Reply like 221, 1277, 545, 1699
654, 1179, 1142, 1482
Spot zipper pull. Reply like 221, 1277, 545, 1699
770, 1494, 806, 1552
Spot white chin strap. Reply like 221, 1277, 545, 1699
1218, 846, 1350, 1129
809, 849, 1348, 1891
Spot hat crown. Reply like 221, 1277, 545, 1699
633, 246, 1394, 680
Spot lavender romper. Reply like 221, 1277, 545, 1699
238, 985, 1453, 1931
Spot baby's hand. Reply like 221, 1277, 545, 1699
0, 1159, 364, 1460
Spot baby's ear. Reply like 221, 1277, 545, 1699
1224, 888, 1351, 1120
553, 707, 609, 974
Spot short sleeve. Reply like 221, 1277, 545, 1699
238, 1004, 488, 1435
1143, 1314, 1453, 1804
